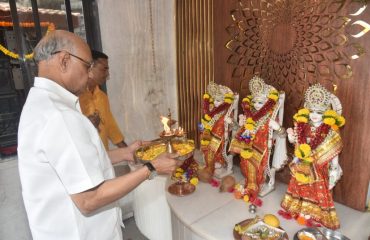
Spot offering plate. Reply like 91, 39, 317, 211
134, 137, 195, 163
233, 218, 288, 240
294, 227, 350, 240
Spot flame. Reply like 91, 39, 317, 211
160, 116, 171, 133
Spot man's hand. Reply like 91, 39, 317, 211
123, 140, 152, 162
108, 140, 148, 164
151, 152, 181, 175
116, 141, 128, 148
124, 141, 143, 162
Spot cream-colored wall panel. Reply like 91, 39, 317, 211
97, 0, 177, 143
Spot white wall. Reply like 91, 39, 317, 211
97, 0, 178, 143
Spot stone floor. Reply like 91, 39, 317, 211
0, 157, 147, 240
122, 217, 148, 240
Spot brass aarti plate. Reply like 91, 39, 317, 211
134, 138, 195, 163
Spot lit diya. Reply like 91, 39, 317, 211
134, 109, 195, 163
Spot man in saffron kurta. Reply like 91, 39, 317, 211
79, 50, 127, 150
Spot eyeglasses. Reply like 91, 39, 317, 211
52, 50, 94, 71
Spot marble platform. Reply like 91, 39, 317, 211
166, 168, 370, 240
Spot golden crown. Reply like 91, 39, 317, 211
249, 75, 276, 97
304, 84, 331, 111
207, 82, 233, 101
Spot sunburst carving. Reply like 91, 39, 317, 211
226, 0, 369, 111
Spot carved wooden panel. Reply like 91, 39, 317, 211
214, 0, 370, 211
176, 0, 214, 146
225, 0, 369, 124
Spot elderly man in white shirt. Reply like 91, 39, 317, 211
18, 30, 179, 240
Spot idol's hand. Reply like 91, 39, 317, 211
225, 116, 232, 124
329, 156, 342, 190
286, 128, 295, 143
269, 119, 281, 131
238, 114, 246, 126
151, 153, 181, 175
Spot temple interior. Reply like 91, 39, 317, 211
0, 1, 369, 240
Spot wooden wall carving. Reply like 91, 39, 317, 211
225, 0, 369, 122
176, 0, 214, 146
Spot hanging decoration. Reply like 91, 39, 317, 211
0, 21, 55, 60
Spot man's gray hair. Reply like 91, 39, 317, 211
34, 33, 74, 62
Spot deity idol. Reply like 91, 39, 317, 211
230, 76, 287, 200
281, 83, 345, 229
198, 82, 239, 180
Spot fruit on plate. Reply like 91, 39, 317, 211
263, 214, 280, 228
297, 231, 316, 240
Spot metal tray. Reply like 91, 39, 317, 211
294, 227, 350, 240
134, 138, 194, 163
233, 218, 289, 240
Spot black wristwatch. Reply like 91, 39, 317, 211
144, 162, 157, 180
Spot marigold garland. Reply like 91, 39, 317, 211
244, 117, 255, 131
189, 177, 199, 186
240, 148, 253, 159
235, 90, 278, 145
200, 139, 210, 146
293, 108, 310, 123
0, 21, 55, 60
293, 108, 345, 168
200, 91, 234, 145
172, 157, 199, 184
294, 143, 313, 163
294, 172, 311, 184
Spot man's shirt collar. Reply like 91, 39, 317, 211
33, 77, 79, 109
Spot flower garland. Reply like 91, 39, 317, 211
232, 89, 279, 202
0, 21, 55, 60
172, 157, 199, 186
200, 92, 234, 146
235, 89, 279, 148
202, 93, 232, 117
293, 108, 345, 182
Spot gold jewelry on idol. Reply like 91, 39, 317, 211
206, 82, 233, 102
249, 75, 276, 98
304, 83, 343, 114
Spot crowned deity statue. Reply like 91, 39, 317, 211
230, 76, 287, 201
280, 83, 345, 230
198, 82, 239, 180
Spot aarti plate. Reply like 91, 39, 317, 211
134, 138, 194, 163
233, 218, 289, 240
294, 227, 350, 240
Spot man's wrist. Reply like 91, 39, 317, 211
143, 162, 157, 180
143, 165, 151, 179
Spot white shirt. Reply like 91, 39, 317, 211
18, 77, 123, 240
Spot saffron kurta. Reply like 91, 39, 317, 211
79, 86, 124, 150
